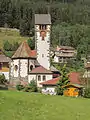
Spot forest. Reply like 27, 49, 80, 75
0, 0, 90, 70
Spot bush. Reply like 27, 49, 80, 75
27, 38, 35, 50
16, 84, 24, 91
84, 88, 90, 98
29, 80, 38, 92
23, 86, 31, 92
0, 74, 7, 84
3, 40, 12, 51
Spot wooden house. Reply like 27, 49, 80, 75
0, 49, 11, 79
63, 84, 83, 97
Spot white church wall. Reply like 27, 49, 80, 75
20, 59, 28, 78
13, 59, 19, 77
35, 25, 51, 70
10, 60, 14, 77
29, 60, 35, 72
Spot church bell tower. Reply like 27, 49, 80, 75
35, 14, 51, 70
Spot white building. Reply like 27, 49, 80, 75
53, 46, 76, 63
35, 14, 51, 70
28, 66, 52, 87
10, 14, 54, 87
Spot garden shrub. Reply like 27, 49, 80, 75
29, 80, 38, 92
84, 88, 90, 98
0, 74, 7, 84
23, 86, 31, 92
16, 84, 24, 91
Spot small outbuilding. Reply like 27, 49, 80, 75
0, 49, 11, 80
63, 84, 83, 97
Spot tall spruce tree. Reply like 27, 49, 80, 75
56, 64, 69, 95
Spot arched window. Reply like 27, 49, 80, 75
30, 65, 33, 71
14, 65, 18, 71
43, 75, 46, 81
38, 75, 41, 81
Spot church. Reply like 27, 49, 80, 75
10, 14, 59, 87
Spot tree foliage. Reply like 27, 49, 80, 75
27, 38, 35, 50
0, 74, 7, 84
56, 64, 69, 95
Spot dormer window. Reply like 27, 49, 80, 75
39, 25, 46, 30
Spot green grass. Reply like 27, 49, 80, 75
0, 91, 90, 120
0, 28, 29, 48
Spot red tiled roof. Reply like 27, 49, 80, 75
30, 50, 37, 58
40, 72, 81, 85
12, 41, 36, 58
40, 77, 59, 85
69, 72, 80, 84
29, 66, 52, 74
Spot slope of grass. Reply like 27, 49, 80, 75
0, 28, 29, 48
0, 90, 90, 120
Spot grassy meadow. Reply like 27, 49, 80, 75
0, 90, 90, 120
0, 28, 29, 48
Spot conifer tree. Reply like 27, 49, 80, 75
56, 64, 69, 95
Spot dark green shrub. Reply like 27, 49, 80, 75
3, 40, 12, 51
23, 80, 38, 92
16, 84, 24, 91
27, 38, 35, 50
0, 74, 7, 84
29, 80, 38, 92
38, 88, 42, 93
23, 86, 31, 92
84, 88, 90, 98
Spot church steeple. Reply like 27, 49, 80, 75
35, 14, 51, 70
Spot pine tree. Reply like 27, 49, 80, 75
56, 64, 69, 95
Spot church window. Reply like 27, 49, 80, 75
39, 25, 46, 30
30, 65, 33, 71
14, 65, 18, 71
38, 75, 41, 81
43, 75, 46, 81
42, 54, 44, 57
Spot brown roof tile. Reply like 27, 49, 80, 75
29, 66, 52, 74
12, 41, 36, 59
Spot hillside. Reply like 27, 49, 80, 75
0, 91, 90, 120
0, 28, 29, 49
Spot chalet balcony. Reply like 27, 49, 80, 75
0, 67, 9, 72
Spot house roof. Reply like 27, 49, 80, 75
40, 77, 59, 85
12, 41, 36, 59
50, 66, 59, 72
29, 66, 52, 74
59, 46, 75, 50
55, 52, 74, 57
35, 14, 51, 25
69, 72, 80, 84
0, 51, 11, 62
62, 84, 83, 88
40, 72, 81, 85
